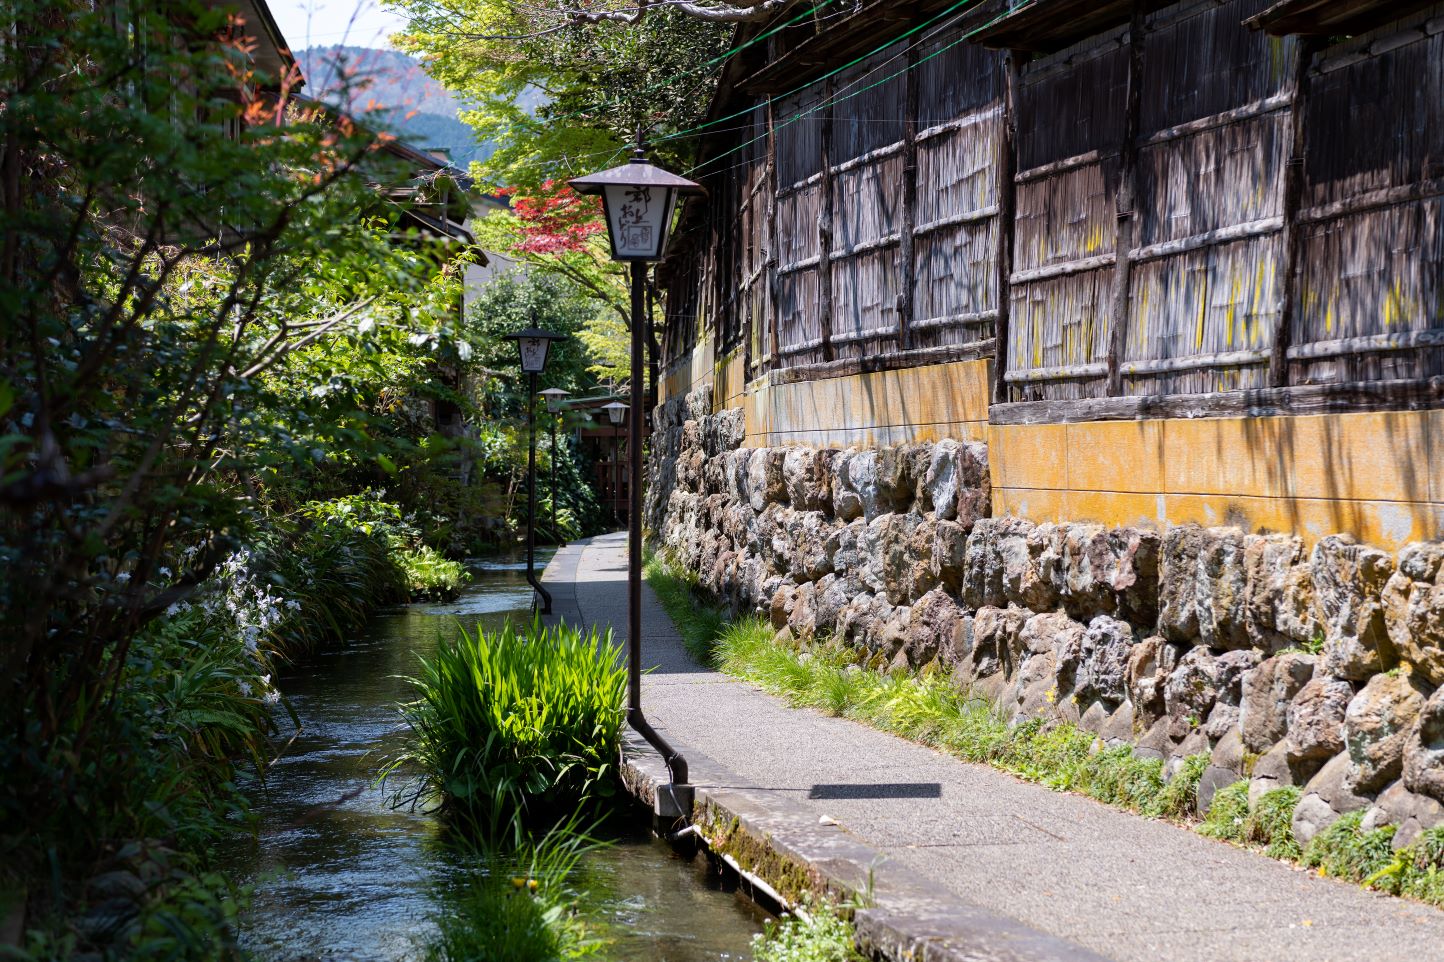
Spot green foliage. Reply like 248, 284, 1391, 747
391, 2, 729, 191
1199, 781, 1251, 842
1247, 787, 1303, 860
393, 619, 627, 838
1152, 754, 1210, 821
424, 820, 607, 962
752, 900, 864, 962
1302, 810, 1398, 882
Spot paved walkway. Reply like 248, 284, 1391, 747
543, 533, 1444, 962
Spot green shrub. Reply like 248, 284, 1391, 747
400, 545, 469, 600
752, 899, 864, 962
1366, 827, 1444, 904
394, 619, 627, 837
1151, 754, 1209, 820
1246, 787, 1302, 860
1199, 781, 1251, 842
1302, 810, 1397, 881
424, 821, 605, 962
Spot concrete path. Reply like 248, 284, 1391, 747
543, 533, 1444, 962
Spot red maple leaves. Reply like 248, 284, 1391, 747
502, 181, 604, 255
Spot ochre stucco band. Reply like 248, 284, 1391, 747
728, 357, 1442, 552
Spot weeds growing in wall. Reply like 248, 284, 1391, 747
751, 898, 865, 962
645, 553, 1444, 913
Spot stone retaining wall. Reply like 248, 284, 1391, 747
647, 387, 1444, 850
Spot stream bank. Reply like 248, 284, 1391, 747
226, 554, 767, 961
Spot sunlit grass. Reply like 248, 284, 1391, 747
391, 618, 627, 840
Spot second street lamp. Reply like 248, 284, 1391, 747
504, 326, 566, 616
601, 401, 627, 529
538, 387, 572, 546
571, 147, 704, 812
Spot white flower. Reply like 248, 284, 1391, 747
158, 566, 172, 578
165, 602, 184, 617
237, 681, 252, 697
285, 599, 301, 612
114, 571, 130, 583
263, 690, 280, 705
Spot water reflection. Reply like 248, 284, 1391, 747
228, 550, 765, 962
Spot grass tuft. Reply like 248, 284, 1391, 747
751, 899, 864, 962
392, 618, 626, 839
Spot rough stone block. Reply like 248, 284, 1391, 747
1312, 534, 1396, 680
1382, 540, 1444, 686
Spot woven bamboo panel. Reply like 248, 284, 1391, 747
1139, 0, 1290, 134
916, 28, 1003, 128
829, 47, 906, 160
776, 184, 822, 266
777, 266, 822, 363
1136, 112, 1287, 246
912, 220, 999, 349
1014, 159, 1119, 271
1007, 268, 1115, 400
831, 246, 902, 360
1016, 33, 1128, 170
916, 112, 1000, 227
832, 153, 905, 252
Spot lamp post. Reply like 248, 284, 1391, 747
571, 146, 705, 808
504, 326, 567, 615
601, 401, 627, 529
538, 387, 572, 545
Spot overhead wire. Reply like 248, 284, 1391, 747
673, 0, 1037, 178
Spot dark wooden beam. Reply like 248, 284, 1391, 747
993, 51, 1021, 405
1267, 37, 1317, 388
898, 38, 920, 350
818, 77, 836, 363
767, 340, 997, 385
989, 377, 1444, 424
963, 0, 1172, 53
1244, 0, 1437, 36
1105, 1, 1145, 396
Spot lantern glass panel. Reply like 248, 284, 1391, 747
518, 336, 550, 373
602, 183, 678, 260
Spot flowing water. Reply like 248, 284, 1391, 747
228, 553, 767, 961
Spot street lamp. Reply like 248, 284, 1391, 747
601, 401, 627, 529
538, 387, 572, 546
571, 147, 704, 811
504, 326, 567, 615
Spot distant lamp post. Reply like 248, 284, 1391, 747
504, 326, 567, 615
571, 147, 704, 812
601, 401, 627, 529
538, 387, 572, 546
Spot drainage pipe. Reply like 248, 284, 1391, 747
627, 261, 688, 786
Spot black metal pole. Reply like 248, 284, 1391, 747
611, 423, 621, 529
626, 260, 687, 786
550, 412, 562, 545
525, 370, 551, 615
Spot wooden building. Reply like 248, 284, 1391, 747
658, 0, 1444, 550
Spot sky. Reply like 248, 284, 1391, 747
270, 0, 408, 51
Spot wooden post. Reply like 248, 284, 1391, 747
994, 52, 1022, 405
899, 38, 920, 350
1268, 37, 1317, 389
1105, 1, 1146, 397
818, 78, 836, 363
765, 98, 781, 373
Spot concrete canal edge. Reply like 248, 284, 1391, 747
620, 725, 1108, 962
543, 537, 1108, 961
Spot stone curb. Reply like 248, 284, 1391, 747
619, 729, 1111, 962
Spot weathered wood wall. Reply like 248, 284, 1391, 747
661, 0, 1444, 415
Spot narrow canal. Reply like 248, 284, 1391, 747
229, 553, 767, 961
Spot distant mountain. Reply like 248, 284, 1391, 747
296, 45, 493, 170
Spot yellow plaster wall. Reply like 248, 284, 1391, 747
742, 359, 993, 448
659, 338, 714, 406
990, 411, 1444, 552
721, 354, 1439, 552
